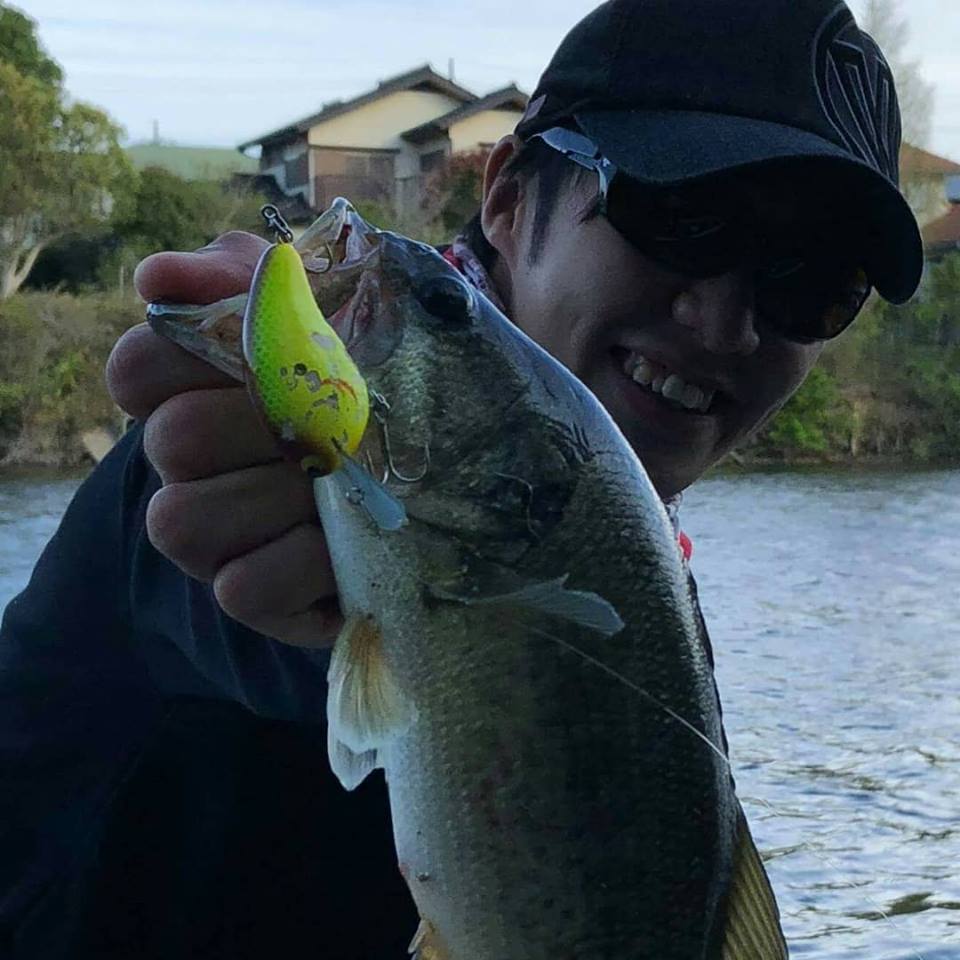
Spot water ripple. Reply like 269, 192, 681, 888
687, 467, 960, 958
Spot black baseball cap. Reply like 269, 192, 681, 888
516, 0, 923, 303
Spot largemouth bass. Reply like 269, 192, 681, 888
148, 201, 787, 960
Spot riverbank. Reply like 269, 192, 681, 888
0, 290, 140, 469
3, 267, 959, 470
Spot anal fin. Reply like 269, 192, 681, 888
408, 918, 450, 960
721, 807, 789, 959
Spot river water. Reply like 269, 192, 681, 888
1, 466, 958, 958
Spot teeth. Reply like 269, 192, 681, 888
661, 374, 687, 403
623, 352, 716, 413
681, 383, 704, 410
631, 359, 656, 386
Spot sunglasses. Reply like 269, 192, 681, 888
528, 126, 872, 342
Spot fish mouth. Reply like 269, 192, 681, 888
145, 198, 385, 379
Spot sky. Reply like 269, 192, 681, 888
17, 0, 960, 162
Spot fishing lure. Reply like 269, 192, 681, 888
243, 205, 370, 475
244, 206, 406, 532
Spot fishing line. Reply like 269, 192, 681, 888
528, 626, 730, 767
748, 796, 930, 960
531, 625, 934, 960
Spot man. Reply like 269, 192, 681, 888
0, 0, 921, 957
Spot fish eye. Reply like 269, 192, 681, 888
413, 275, 475, 324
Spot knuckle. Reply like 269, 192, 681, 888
105, 325, 152, 413
212, 563, 263, 623
142, 393, 210, 480
145, 484, 216, 579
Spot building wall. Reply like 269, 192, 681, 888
261, 134, 310, 202
448, 109, 523, 154
310, 146, 398, 210
307, 90, 464, 152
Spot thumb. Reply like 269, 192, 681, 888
134, 230, 270, 306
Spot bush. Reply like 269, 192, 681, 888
0, 289, 142, 464
755, 366, 852, 458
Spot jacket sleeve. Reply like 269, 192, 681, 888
0, 425, 333, 948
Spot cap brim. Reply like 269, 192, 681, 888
574, 109, 923, 303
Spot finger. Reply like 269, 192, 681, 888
107, 324, 238, 420
145, 462, 316, 582
213, 523, 343, 648
143, 388, 281, 483
134, 230, 269, 305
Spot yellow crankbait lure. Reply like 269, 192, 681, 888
242, 207, 369, 475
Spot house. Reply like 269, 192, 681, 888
899, 143, 960, 229
236, 65, 528, 221
897, 144, 960, 259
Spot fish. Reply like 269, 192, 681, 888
147, 200, 788, 960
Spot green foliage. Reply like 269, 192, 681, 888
29, 168, 268, 293
751, 250, 960, 464
0, 25, 135, 298
0, 290, 141, 463
422, 151, 487, 233
0, 2, 62, 86
758, 367, 852, 456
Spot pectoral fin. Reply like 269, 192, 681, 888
326, 614, 415, 790
720, 807, 789, 959
429, 573, 623, 637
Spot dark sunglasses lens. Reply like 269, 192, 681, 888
606, 177, 756, 277
759, 262, 871, 341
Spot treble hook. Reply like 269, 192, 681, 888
317, 241, 335, 274
370, 391, 430, 483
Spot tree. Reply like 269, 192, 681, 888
421, 151, 488, 233
0, 3, 62, 86
0, 7, 135, 299
856, 0, 934, 148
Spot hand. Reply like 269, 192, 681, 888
106, 231, 343, 648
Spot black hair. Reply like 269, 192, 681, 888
461, 138, 597, 272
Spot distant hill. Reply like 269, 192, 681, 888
125, 142, 258, 181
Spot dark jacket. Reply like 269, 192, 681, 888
0, 426, 417, 959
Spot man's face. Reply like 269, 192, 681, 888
490, 162, 836, 498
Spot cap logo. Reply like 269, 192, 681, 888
813, 6, 901, 184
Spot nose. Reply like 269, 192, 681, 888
671, 272, 760, 356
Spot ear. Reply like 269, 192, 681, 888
480, 135, 525, 266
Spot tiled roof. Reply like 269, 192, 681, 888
401, 85, 528, 144
237, 65, 477, 151
900, 143, 960, 178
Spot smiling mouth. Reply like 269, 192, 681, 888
610, 346, 723, 415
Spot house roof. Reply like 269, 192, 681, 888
401, 85, 529, 144
237, 65, 477, 152
922, 202, 960, 253
900, 143, 960, 178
